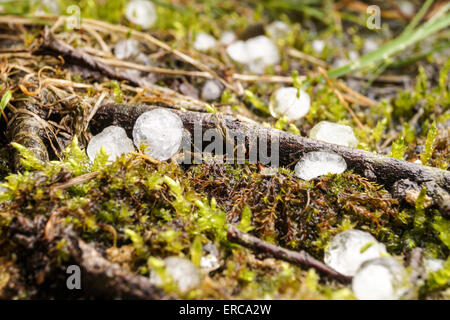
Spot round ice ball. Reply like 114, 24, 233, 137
193, 33, 217, 52
309, 121, 358, 148
352, 257, 409, 300
269, 87, 310, 121
150, 257, 201, 293
220, 31, 236, 46
87, 125, 135, 162
324, 229, 387, 276
266, 20, 290, 39
245, 35, 280, 74
125, 0, 157, 30
226, 40, 249, 64
294, 151, 347, 181
132, 108, 183, 161
201, 79, 223, 101
114, 38, 140, 60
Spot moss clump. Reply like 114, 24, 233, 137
2, 138, 448, 299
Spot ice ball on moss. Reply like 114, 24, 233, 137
193, 33, 217, 52
132, 108, 183, 161
220, 31, 236, 46
87, 126, 135, 162
309, 121, 358, 147
352, 257, 409, 300
363, 38, 378, 54
33, 0, 60, 14
312, 39, 325, 54
226, 36, 280, 74
324, 229, 387, 276
114, 38, 140, 60
245, 35, 280, 74
424, 258, 445, 274
125, 0, 157, 30
201, 79, 223, 101
294, 152, 347, 181
269, 87, 310, 121
226, 40, 249, 64
266, 21, 290, 39
150, 257, 201, 293
399, 1, 415, 16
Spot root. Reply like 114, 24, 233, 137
6, 214, 169, 299
227, 225, 352, 283
90, 102, 450, 215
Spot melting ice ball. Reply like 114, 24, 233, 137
200, 254, 220, 273
226, 40, 249, 64
246, 35, 280, 74
193, 33, 217, 52
125, 0, 157, 30
201, 79, 223, 101
312, 40, 325, 54
363, 38, 378, 54
150, 257, 201, 293
0, 184, 8, 195
132, 108, 183, 161
32, 0, 60, 14
87, 126, 135, 162
220, 31, 236, 46
424, 258, 445, 274
309, 121, 358, 147
399, 1, 415, 16
226, 36, 280, 74
269, 87, 310, 121
324, 229, 387, 276
266, 21, 290, 39
200, 243, 221, 273
114, 39, 140, 60
352, 257, 409, 300
294, 152, 347, 181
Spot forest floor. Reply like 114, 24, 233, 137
0, 0, 449, 299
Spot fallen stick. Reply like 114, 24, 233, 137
34, 27, 142, 87
227, 225, 352, 283
33, 27, 207, 111
82, 18, 236, 93
7, 106, 49, 170
90, 102, 450, 215
6, 214, 169, 299
69, 236, 169, 299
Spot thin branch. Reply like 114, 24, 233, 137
50, 171, 99, 193
318, 67, 365, 129
7, 214, 169, 299
34, 27, 139, 86
287, 48, 328, 68
82, 18, 237, 93
227, 225, 352, 283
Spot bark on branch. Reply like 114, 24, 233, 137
31, 28, 450, 214
91, 102, 450, 215
7, 214, 169, 299
34, 27, 142, 87
7, 108, 49, 170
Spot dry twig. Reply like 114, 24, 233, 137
227, 225, 352, 283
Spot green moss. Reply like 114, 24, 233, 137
426, 257, 450, 293
390, 136, 407, 160
1, 0, 449, 300
420, 121, 437, 165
